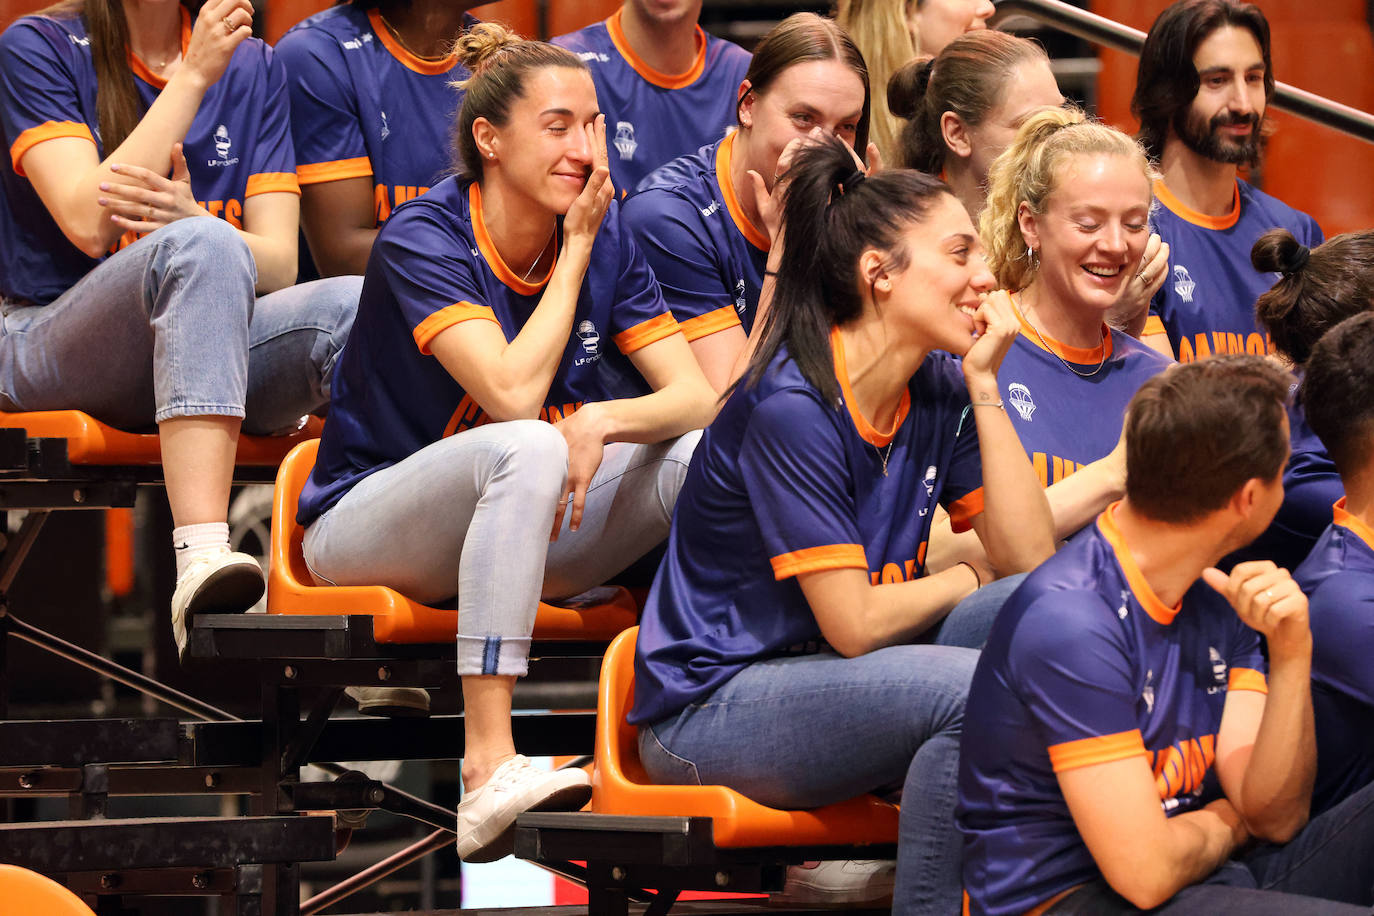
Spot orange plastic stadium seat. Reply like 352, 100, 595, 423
269, 439, 638, 644
592, 627, 901, 849
0, 410, 322, 467
0, 865, 96, 915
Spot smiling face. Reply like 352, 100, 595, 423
739, 58, 867, 185
480, 66, 601, 215
1019, 152, 1152, 317
962, 58, 1064, 187
1175, 25, 1268, 167
626, 0, 701, 27
877, 192, 997, 355
909, 0, 996, 55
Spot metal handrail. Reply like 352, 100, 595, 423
992, 0, 1374, 145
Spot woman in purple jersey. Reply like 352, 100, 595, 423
0, 0, 359, 654
298, 23, 715, 862
634, 136, 1054, 913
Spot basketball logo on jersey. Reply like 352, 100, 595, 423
1208, 646, 1227, 693
613, 122, 638, 161
1007, 383, 1035, 422
923, 465, 937, 496
208, 125, 240, 167
573, 320, 601, 367
380, 111, 391, 142
1173, 265, 1196, 303
734, 279, 747, 314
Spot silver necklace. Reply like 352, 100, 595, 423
521, 229, 556, 282
1019, 300, 1107, 379
874, 440, 894, 477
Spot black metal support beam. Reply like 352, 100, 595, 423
0, 718, 179, 767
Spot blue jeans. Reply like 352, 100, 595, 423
304, 421, 699, 676
0, 218, 359, 434
934, 573, 1026, 650
640, 644, 979, 916
1046, 777, 1374, 914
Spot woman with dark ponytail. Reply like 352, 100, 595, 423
1233, 228, 1374, 571
0, 0, 360, 655
631, 136, 1055, 913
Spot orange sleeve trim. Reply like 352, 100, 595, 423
10, 120, 95, 176
948, 488, 985, 534
1228, 667, 1268, 695
297, 157, 374, 185
1143, 314, 1166, 337
1048, 729, 1148, 773
769, 544, 868, 580
613, 311, 682, 354
246, 172, 300, 197
412, 302, 500, 354
677, 305, 741, 342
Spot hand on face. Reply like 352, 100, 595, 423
1108, 232, 1170, 331
961, 288, 1020, 386
562, 116, 614, 257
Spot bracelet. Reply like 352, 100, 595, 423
763, 269, 778, 277
971, 399, 1005, 410
955, 560, 982, 590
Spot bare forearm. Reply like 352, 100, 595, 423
968, 391, 1054, 572
237, 228, 298, 293
1123, 803, 1245, 907
1045, 457, 1125, 538
809, 564, 979, 658
596, 376, 715, 445
1240, 646, 1315, 841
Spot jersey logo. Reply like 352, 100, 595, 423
342, 33, 374, 50
613, 121, 638, 161
573, 319, 601, 368
575, 51, 611, 63
734, 279, 747, 314
1173, 265, 1196, 303
1142, 669, 1155, 713
1007, 382, 1035, 421
1208, 646, 1227, 694
380, 111, 391, 142
923, 465, 937, 496
208, 125, 240, 167
69, 34, 90, 47
700, 200, 720, 218
1118, 589, 1130, 620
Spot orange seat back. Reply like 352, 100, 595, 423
269, 439, 638, 644
0, 410, 321, 466
0, 865, 95, 915
593, 627, 900, 849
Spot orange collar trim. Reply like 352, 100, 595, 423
1153, 178, 1241, 231
1333, 498, 1374, 552
830, 327, 910, 448
128, 7, 191, 89
1014, 299, 1114, 365
605, 7, 706, 90
715, 132, 770, 252
1097, 502, 1181, 627
368, 9, 458, 76
469, 182, 557, 296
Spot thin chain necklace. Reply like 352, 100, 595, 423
874, 440, 895, 477
521, 229, 557, 282
1017, 297, 1108, 379
377, 11, 449, 62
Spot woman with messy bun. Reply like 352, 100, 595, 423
1228, 229, 1374, 571
973, 106, 1171, 535
297, 22, 716, 861
631, 135, 1054, 913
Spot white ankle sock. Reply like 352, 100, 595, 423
172, 522, 231, 580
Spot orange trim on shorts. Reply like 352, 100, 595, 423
770, 544, 868, 580
1048, 729, 1149, 772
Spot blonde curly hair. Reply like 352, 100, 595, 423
980, 106, 1158, 291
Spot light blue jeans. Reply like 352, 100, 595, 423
640, 643, 978, 916
0, 218, 359, 434
303, 421, 700, 676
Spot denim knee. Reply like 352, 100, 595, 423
484, 419, 569, 503
310, 276, 361, 392
654, 428, 702, 516
148, 218, 256, 319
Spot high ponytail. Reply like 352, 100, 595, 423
1253, 228, 1374, 365
741, 135, 948, 402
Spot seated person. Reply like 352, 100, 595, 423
960, 355, 1374, 915
552, 0, 750, 194
0, 0, 359, 652
1293, 312, 1374, 816
632, 136, 1056, 916
978, 108, 1172, 528
295, 24, 715, 862
622, 12, 869, 393
1237, 228, 1374, 572
275, 0, 483, 277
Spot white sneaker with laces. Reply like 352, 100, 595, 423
771, 859, 897, 908
170, 549, 265, 659
456, 755, 592, 863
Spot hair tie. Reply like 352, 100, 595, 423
1281, 244, 1310, 276
839, 169, 866, 195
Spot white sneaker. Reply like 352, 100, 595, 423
456, 755, 591, 863
171, 550, 265, 659
771, 859, 896, 908
345, 685, 431, 717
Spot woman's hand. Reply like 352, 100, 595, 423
962, 289, 1020, 392
1108, 232, 1169, 335
99, 143, 205, 233
561, 116, 614, 260
183, 0, 255, 89
551, 403, 609, 539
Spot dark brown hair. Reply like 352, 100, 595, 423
1253, 228, 1374, 366
1132, 0, 1274, 162
887, 30, 1049, 174
1124, 355, 1290, 523
738, 13, 872, 157
1301, 312, 1374, 478
452, 21, 587, 179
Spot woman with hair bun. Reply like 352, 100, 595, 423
631, 135, 1055, 914
1230, 228, 1374, 571
296, 22, 716, 861
976, 106, 1172, 533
